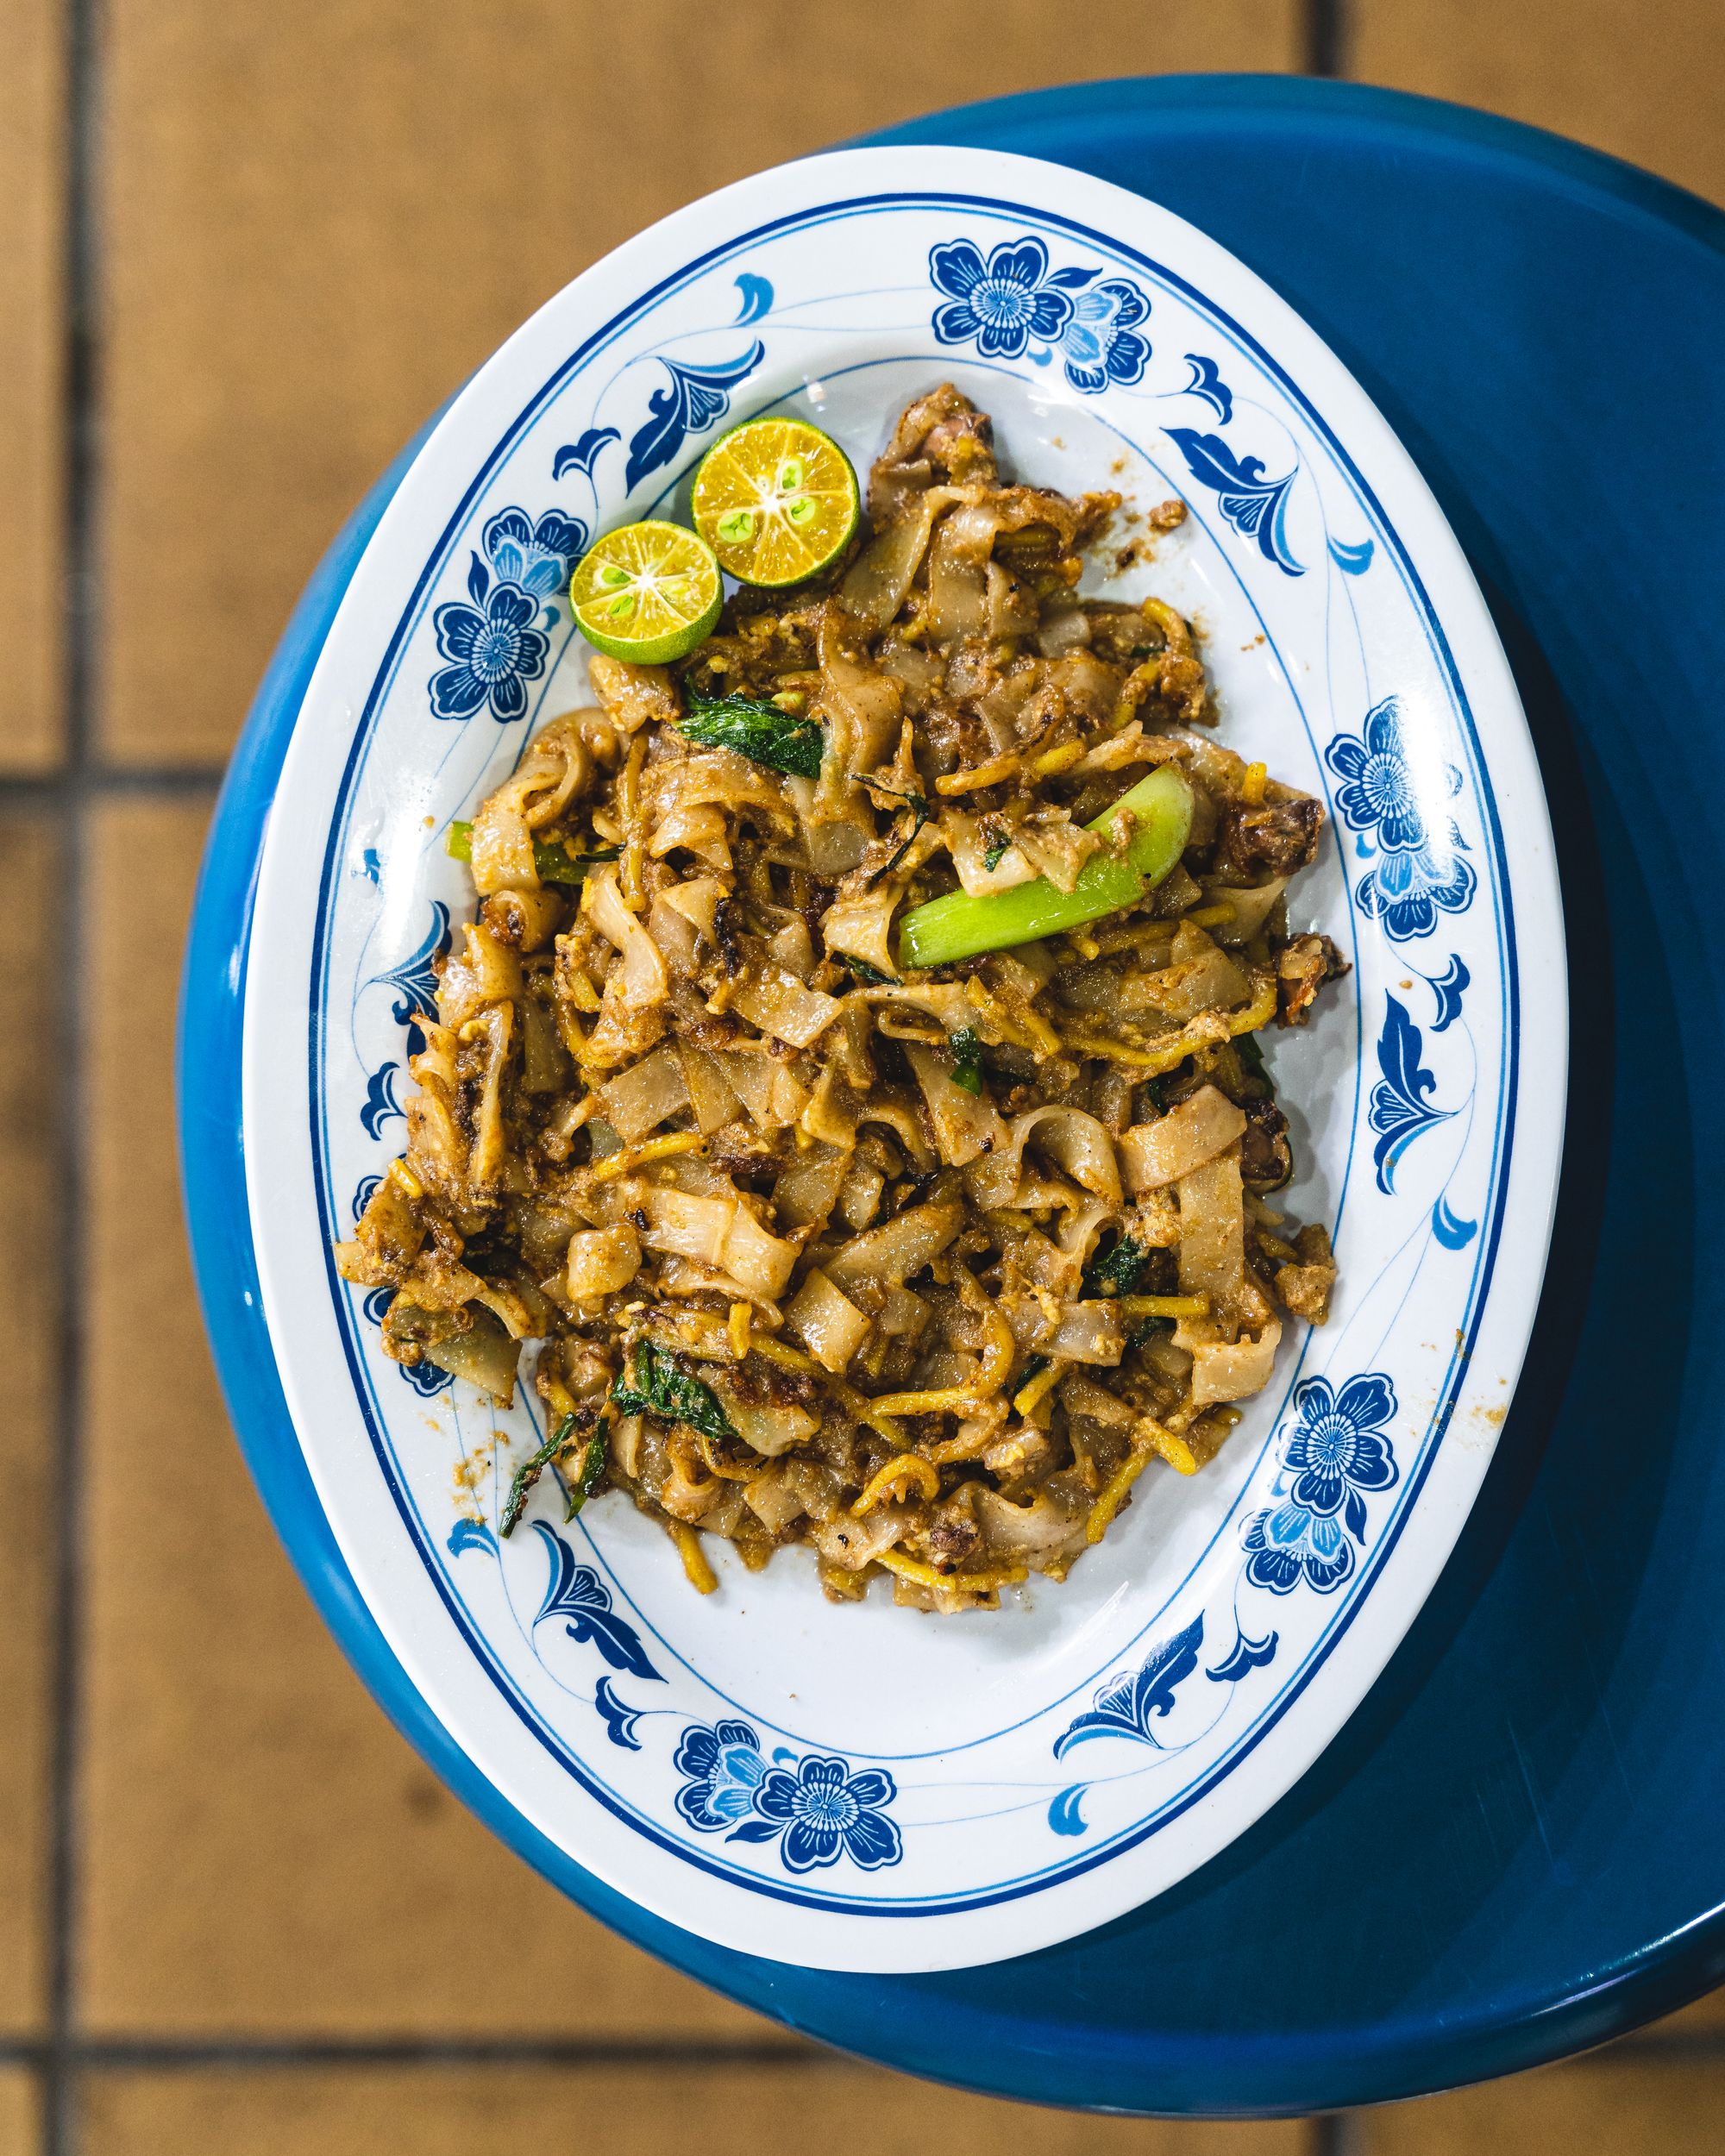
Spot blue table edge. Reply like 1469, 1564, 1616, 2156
175, 76, 1725, 2117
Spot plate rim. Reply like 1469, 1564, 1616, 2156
235, 139, 1567, 1973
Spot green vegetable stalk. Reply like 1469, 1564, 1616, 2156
445, 821, 618, 885
895, 764, 1195, 970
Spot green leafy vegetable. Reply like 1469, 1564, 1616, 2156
837, 952, 893, 985
564, 1429, 606, 1521
1234, 1033, 1272, 1090
896, 766, 1195, 970
1127, 1315, 1175, 1351
982, 836, 1012, 872
612, 1338, 737, 1445
1081, 1233, 1154, 1300
679, 691, 825, 779
445, 821, 618, 885
948, 1026, 984, 1095
501, 1413, 578, 1539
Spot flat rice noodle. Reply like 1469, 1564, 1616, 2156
1139, 922, 1250, 1020
940, 806, 1034, 896
1041, 1300, 1125, 1365
466, 1002, 514, 1194
906, 1044, 1008, 1169
708, 1376, 819, 1457
565, 1224, 641, 1300
587, 655, 678, 730
973, 1486, 1088, 1565
813, 1506, 908, 1571
730, 965, 841, 1049
743, 1467, 806, 1532
1190, 1318, 1282, 1405
772, 1142, 852, 1228
824, 1199, 963, 1291
837, 488, 957, 628
586, 867, 667, 1007
719, 1049, 806, 1133
820, 880, 904, 977
1120, 1085, 1248, 1193
1176, 1145, 1245, 1313
467, 711, 592, 896
436, 920, 522, 1030
649, 750, 791, 825
648, 799, 731, 866
633, 1185, 800, 1299
814, 609, 903, 778
785, 1268, 872, 1373
855, 1095, 936, 1170
966, 1104, 1122, 1209
768, 918, 816, 981
677, 1044, 741, 1135
1203, 876, 1288, 948
600, 1046, 689, 1142
925, 505, 994, 644
782, 777, 871, 877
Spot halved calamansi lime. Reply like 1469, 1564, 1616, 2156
569, 521, 723, 665
693, 417, 860, 587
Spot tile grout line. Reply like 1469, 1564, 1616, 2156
1304, 0, 1347, 78
46, 0, 103, 2147
3, 2037, 823, 2072
0, 768, 227, 800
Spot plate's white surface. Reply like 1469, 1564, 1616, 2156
242, 145, 1565, 1972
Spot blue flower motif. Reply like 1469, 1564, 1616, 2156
1058, 279, 1150, 392
430, 583, 549, 722
1243, 1501, 1357, 1595
1242, 1370, 1400, 1593
1324, 695, 1477, 941
1281, 1374, 1398, 1519
481, 507, 587, 597
754, 1754, 903, 1873
674, 1719, 769, 1829
929, 235, 1075, 360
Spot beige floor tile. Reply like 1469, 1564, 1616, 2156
1352, 0, 1725, 207
0, 2069, 41, 2156
103, 0, 1297, 767
79, 2060, 1307, 2156
80, 795, 763, 2036
0, 0, 64, 772
0, 816, 57, 2034
1358, 2057, 1725, 2155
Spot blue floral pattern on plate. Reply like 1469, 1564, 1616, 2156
480, 506, 587, 596
430, 581, 549, 722
1243, 1375, 1401, 1594
674, 1720, 902, 1873
1325, 695, 1477, 940
928, 235, 1151, 393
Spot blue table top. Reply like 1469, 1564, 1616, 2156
179, 76, 1725, 2115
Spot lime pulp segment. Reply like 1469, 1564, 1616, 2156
569, 521, 723, 665
693, 417, 859, 587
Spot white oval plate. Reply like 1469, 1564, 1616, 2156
242, 145, 1565, 1973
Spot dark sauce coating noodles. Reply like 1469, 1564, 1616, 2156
336, 386, 1347, 1612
